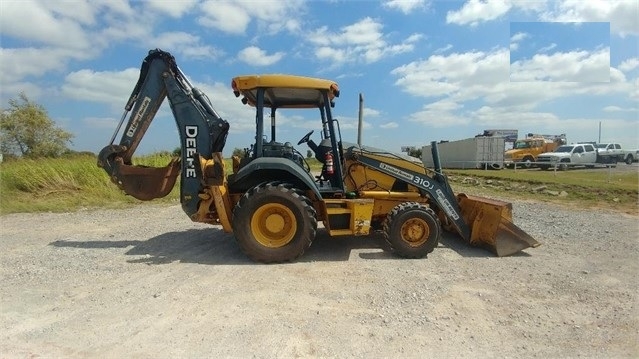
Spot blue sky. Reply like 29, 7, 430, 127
1, 0, 638, 155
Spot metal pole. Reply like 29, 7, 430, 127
599, 121, 601, 143
358, 93, 363, 146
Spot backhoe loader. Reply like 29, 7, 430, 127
98, 49, 540, 263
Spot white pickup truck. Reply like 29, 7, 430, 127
536, 143, 598, 170
624, 149, 638, 164
595, 143, 636, 165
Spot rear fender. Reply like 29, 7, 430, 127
229, 157, 321, 198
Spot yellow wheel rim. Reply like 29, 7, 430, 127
251, 203, 297, 248
400, 218, 429, 247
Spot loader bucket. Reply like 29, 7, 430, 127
456, 193, 540, 256
112, 157, 181, 201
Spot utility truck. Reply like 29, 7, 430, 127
504, 133, 566, 168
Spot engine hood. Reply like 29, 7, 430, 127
538, 152, 569, 159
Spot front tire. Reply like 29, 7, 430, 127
233, 182, 317, 263
522, 156, 534, 168
382, 202, 441, 258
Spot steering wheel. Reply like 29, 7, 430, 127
297, 130, 314, 145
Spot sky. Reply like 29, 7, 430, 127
1, 0, 638, 156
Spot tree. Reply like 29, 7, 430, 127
232, 147, 247, 157
409, 148, 422, 159
1, 93, 74, 158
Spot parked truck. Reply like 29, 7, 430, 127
536, 143, 598, 170
624, 149, 639, 164
595, 143, 635, 165
504, 133, 567, 168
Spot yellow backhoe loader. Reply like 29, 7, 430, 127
98, 49, 540, 263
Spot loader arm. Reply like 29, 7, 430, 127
345, 146, 471, 242
345, 144, 540, 256
97, 49, 230, 219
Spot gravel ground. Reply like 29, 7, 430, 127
1, 200, 638, 358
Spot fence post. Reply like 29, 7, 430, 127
608, 164, 612, 183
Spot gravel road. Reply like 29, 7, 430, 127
1, 200, 638, 358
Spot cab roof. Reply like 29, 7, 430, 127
231, 74, 339, 109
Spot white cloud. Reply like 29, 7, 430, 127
197, 0, 305, 35
447, 0, 638, 36
540, 0, 638, 36
363, 107, 381, 117
472, 106, 560, 128
538, 43, 557, 53
315, 47, 347, 63
308, 18, 422, 66
145, 0, 198, 18
618, 58, 639, 72
510, 48, 610, 82
0, 81, 44, 102
446, 0, 512, 26
382, 0, 428, 14
195, 82, 257, 134
407, 100, 468, 127
147, 32, 221, 60
391, 47, 635, 135
392, 49, 511, 99
510, 32, 529, 51
510, 32, 529, 42
380, 122, 399, 129
237, 46, 285, 66
434, 44, 453, 54
603, 105, 637, 112
61, 68, 141, 107
0, 0, 91, 49
197, 1, 252, 34
35, 0, 98, 25
0, 47, 94, 84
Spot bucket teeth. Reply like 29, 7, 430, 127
491, 219, 541, 257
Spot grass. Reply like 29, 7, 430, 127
0, 154, 636, 215
0, 154, 180, 214
444, 167, 638, 215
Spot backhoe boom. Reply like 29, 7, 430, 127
97, 49, 230, 218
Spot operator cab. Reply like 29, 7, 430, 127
231, 74, 344, 194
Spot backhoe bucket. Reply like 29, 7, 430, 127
457, 194, 540, 256
112, 157, 181, 201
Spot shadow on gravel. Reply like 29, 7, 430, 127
50, 226, 525, 264
50, 228, 401, 265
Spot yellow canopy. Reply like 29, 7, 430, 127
231, 74, 339, 108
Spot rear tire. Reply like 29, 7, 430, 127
382, 202, 440, 259
233, 182, 317, 263
625, 155, 634, 165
